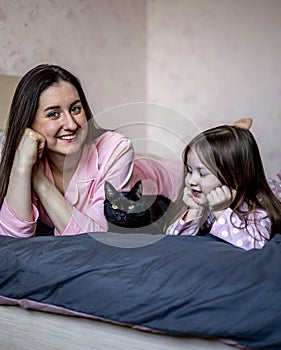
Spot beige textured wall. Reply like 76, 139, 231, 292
0, 0, 280, 177
146, 0, 281, 178
0, 74, 20, 129
0, 0, 146, 114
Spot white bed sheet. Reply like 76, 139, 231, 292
0, 305, 235, 350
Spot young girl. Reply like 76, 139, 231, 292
166, 125, 281, 250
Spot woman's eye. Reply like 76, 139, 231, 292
128, 205, 135, 210
71, 105, 82, 115
112, 204, 118, 210
48, 111, 61, 119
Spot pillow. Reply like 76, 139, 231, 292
0, 232, 281, 349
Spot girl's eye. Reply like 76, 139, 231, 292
112, 204, 118, 210
48, 111, 61, 119
199, 171, 211, 177
71, 105, 82, 115
128, 205, 135, 210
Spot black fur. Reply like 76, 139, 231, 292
104, 180, 171, 234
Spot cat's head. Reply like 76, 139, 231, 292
104, 180, 170, 232
104, 180, 143, 213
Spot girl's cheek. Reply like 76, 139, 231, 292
184, 175, 191, 186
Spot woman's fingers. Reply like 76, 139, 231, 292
17, 128, 46, 166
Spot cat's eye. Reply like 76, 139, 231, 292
128, 205, 135, 210
112, 204, 119, 210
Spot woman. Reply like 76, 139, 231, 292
0, 64, 134, 237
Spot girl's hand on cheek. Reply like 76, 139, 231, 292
182, 186, 204, 221
206, 186, 237, 218
183, 186, 201, 209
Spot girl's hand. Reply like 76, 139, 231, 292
15, 128, 46, 169
183, 186, 201, 209
206, 186, 237, 218
182, 186, 204, 221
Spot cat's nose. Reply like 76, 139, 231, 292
116, 214, 125, 222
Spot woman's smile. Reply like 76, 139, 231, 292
58, 132, 80, 142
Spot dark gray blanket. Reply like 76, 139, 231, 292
1, 232, 281, 349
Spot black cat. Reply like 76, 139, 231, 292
104, 180, 171, 234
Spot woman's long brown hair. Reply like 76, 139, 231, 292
0, 64, 106, 207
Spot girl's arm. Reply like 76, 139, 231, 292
206, 185, 271, 250
166, 186, 205, 235
166, 211, 202, 236
209, 208, 271, 250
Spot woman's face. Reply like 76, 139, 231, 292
31, 81, 88, 159
184, 150, 222, 206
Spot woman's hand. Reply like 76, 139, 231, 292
15, 128, 46, 169
206, 185, 237, 219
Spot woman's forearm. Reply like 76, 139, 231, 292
5, 128, 47, 223
6, 162, 33, 222
34, 176, 73, 234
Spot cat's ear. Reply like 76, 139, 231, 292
104, 181, 117, 199
132, 180, 143, 198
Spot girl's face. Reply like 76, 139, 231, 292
31, 81, 88, 159
184, 150, 222, 206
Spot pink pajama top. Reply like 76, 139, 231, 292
166, 204, 271, 250
0, 131, 134, 237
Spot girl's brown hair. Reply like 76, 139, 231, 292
167, 125, 281, 236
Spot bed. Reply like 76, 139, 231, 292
1, 73, 281, 350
